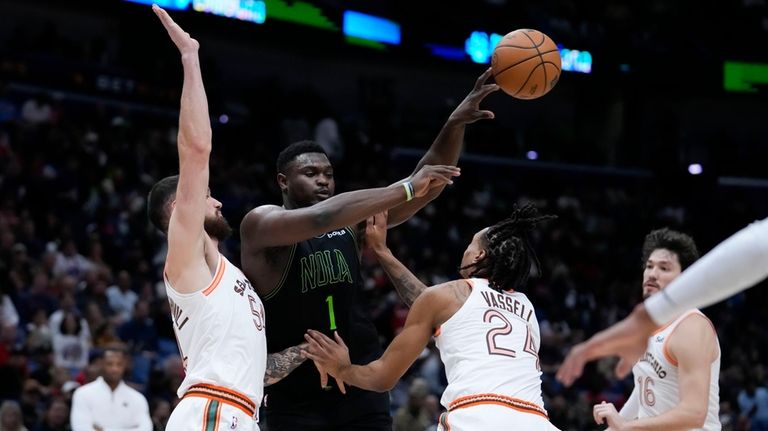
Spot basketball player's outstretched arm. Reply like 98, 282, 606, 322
557, 217, 768, 386
365, 211, 427, 307
153, 5, 215, 291
387, 68, 499, 227
593, 315, 717, 431
263, 343, 308, 386
304, 283, 457, 391
241, 164, 459, 251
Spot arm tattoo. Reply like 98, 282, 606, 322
264, 344, 307, 386
392, 272, 426, 307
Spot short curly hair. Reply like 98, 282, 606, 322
641, 228, 700, 270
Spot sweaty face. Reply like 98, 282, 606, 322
281, 153, 335, 208
642, 248, 682, 299
459, 228, 488, 278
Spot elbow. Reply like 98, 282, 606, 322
371, 377, 397, 393
683, 405, 708, 429
178, 132, 212, 154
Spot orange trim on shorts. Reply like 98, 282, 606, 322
201, 399, 211, 431
438, 412, 452, 431
183, 383, 256, 417
202, 256, 226, 296
448, 393, 548, 419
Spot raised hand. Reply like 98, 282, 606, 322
409, 165, 461, 199
447, 67, 500, 125
365, 211, 389, 253
152, 5, 199, 55
557, 304, 655, 386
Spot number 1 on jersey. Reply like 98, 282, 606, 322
325, 295, 337, 330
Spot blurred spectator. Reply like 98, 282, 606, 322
738, 380, 768, 431
393, 378, 435, 431
20, 95, 52, 125
106, 271, 137, 324
51, 312, 90, 374
149, 400, 170, 431
0, 400, 28, 431
48, 294, 90, 344
24, 309, 52, 353
117, 300, 156, 355
1, 291, 19, 343
70, 347, 151, 431
53, 241, 93, 280
33, 398, 69, 431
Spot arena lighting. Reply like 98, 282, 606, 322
463, 31, 592, 73
218, 114, 229, 124
263, 0, 338, 30
192, 0, 266, 24
465, 31, 503, 64
425, 44, 467, 61
724, 61, 768, 93
688, 163, 703, 175
343, 11, 401, 45
123, 0, 190, 10
559, 47, 592, 74
526, 150, 539, 160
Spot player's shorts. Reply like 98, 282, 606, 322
438, 394, 560, 431
166, 384, 259, 431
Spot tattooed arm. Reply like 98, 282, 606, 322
365, 212, 428, 307
264, 344, 307, 386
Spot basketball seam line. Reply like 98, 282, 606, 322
519, 31, 547, 97
492, 48, 560, 78
515, 61, 560, 98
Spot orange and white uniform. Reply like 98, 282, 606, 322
622, 309, 721, 430
435, 278, 559, 431
164, 253, 267, 431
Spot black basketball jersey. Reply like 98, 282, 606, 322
263, 226, 387, 409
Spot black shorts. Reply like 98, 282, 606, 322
264, 388, 391, 431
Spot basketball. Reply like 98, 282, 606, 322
491, 29, 562, 99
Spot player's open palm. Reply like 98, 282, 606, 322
448, 67, 499, 125
365, 211, 389, 252
153, 5, 199, 55
410, 164, 461, 198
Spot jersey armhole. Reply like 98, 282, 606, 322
662, 311, 717, 367
263, 243, 297, 301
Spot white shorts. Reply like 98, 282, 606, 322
437, 403, 560, 431
166, 395, 258, 431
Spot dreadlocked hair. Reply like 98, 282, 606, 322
464, 203, 556, 292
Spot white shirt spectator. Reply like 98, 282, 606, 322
70, 377, 152, 431
52, 332, 90, 371
1, 295, 19, 328
106, 287, 138, 324
20, 97, 52, 124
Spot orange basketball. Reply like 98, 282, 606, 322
491, 29, 562, 99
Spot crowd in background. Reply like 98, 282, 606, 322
0, 1, 767, 429
0, 84, 767, 431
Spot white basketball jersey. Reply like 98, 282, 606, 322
164, 254, 267, 414
436, 278, 545, 413
631, 309, 721, 430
